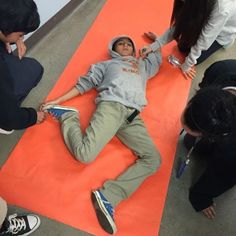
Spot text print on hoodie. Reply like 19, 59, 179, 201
75, 35, 162, 111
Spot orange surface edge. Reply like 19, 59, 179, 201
0, 0, 191, 235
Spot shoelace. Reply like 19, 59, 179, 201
48, 110, 61, 118
6, 214, 26, 234
48, 108, 64, 119
102, 199, 114, 216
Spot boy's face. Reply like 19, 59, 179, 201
1, 32, 25, 43
114, 38, 134, 56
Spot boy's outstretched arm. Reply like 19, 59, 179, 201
42, 87, 80, 108
140, 37, 162, 79
140, 28, 174, 57
42, 62, 105, 108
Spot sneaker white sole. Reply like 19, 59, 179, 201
92, 191, 117, 234
42, 104, 78, 113
0, 128, 14, 135
22, 215, 41, 236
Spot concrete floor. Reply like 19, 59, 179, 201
1, 0, 236, 235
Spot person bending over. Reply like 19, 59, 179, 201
181, 59, 236, 219
144, 0, 236, 79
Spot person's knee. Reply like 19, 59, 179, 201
30, 58, 44, 83
74, 150, 97, 164
147, 150, 162, 173
22, 57, 44, 84
153, 152, 162, 170
0, 197, 7, 223
76, 157, 94, 164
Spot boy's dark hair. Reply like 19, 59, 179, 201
171, 0, 216, 50
184, 87, 236, 138
112, 37, 135, 52
0, 0, 40, 35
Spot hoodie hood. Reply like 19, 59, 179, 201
109, 35, 136, 58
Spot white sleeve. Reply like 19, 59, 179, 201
182, 6, 230, 72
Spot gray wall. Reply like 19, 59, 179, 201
26, 0, 71, 40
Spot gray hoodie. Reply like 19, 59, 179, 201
76, 35, 162, 111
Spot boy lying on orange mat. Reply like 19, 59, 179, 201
42, 35, 162, 234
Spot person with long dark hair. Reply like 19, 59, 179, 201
0, 0, 45, 134
181, 59, 236, 219
143, 0, 236, 79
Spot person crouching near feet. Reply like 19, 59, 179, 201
42, 35, 162, 234
0, 0, 45, 134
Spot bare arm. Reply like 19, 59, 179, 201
42, 62, 105, 109
42, 87, 80, 107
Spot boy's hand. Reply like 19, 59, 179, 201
144, 32, 158, 41
37, 111, 46, 124
139, 46, 152, 58
16, 37, 26, 59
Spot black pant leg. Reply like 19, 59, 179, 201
189, 167, 235, 211
199, 59, 236, 88
196, 41, 222, 65
3, 54, 44, 104
0, 42, 44, 105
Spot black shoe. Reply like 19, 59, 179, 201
91, 190, 117, 234
0, 214, 41, 236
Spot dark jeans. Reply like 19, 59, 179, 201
178, 40, 222, 65
199, 59, 236, 88
0, 41, 44, 105
197, 41, 222, 65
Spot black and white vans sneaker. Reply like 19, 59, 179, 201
0, 213, 41, 236
0, 128, 14, 135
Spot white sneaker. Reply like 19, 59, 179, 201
0, 128, 14, 135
